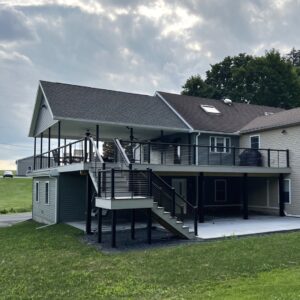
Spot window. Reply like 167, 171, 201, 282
215, 179, 227, 202
250, 135, 260, 149
283, 179, 291, 204
45, 182, 49, 205
210, 136, 231, 153
201, 104, 221, 114
35, 181, 39, 202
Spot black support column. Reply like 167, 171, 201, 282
147, 208, 152, 244
242, 173, 248, 220
97, 208, 102, 243
197, 172, 204, 223
279, 174, 285, 217
33, 137, 36, 170
40, 132, 43, 169
48, 127, 51, 168
96, 124, 99, 149
57, 121, 61, 166
85, 175, 92, 234
111, 210, 117, 248
131, 209, 135, 240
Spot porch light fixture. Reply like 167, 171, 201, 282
200, 104, 221, 114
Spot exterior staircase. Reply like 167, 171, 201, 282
87, 136, 197, 240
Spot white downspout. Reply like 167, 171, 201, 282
195, 132, 201, 165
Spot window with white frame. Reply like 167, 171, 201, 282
210, 136, 231, 153
215, 179, 227, 202
250, 135, 260, 149
283, 179, 291, 204
45, 182, 49, 205
35, 181, 39, 202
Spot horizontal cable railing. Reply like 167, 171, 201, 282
97, 169, 151, 200
34, 138, 86, 170
119, 140, 289, 168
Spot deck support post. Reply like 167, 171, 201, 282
33, 137, 36, 170
279, 174, 285, 217
85, 175, 92, 235
97, 208, 102, 243
112, 210, 117, 248
48, 127, 51, 168
147, 208, 152, 244
40, 132, 43, 169
131, 209, 135, 240
160, 130, 164, 164
188, 133, 192, 165
242, 173, 248, 220
197, 172, 204, 223
57, 121, 61, 166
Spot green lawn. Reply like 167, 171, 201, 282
0, 177, 32, 213
1, 222, 300, 299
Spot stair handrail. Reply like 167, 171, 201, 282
113, 138, 132, 168
151, 172, 198, 236
151, 173, 195, 209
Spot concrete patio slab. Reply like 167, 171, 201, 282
0, 212, 32, 228
187, 215, 300, 239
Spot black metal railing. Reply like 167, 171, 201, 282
118, 140, 289, 168
151, 172, 198, 235
97, 168, 151, 199
34, 138, 86, 170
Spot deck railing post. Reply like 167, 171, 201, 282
286, 150, 290, 168
193, 145, 196, 165
232, 147, 236, 166
98, 171, 101, 197
57, 121, 61, 166
111, 168, 115, 199
171, 187, 175, 217
267, 149, 271, 167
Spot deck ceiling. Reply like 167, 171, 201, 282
42, 120, 184, 141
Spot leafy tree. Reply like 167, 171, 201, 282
286, 48, 300, 67
182, 49, 300, 108
181, 75, 215, 98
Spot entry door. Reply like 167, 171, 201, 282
172, 178, 187, 214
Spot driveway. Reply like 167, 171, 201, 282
0, 212, 32, 228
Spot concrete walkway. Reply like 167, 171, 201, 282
0, 212, 32, 228
186, 215, 300, 239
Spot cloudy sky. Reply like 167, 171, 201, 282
0, 0, 299, 169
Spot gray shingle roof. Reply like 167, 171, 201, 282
40, 81, 189, 130
240, 107, 300, 133
159, 92, 283, 133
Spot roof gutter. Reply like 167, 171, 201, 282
53, 116, 190, 133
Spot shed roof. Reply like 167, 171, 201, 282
240, 107, 300, 133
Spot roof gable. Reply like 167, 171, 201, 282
38, 81, 189, 131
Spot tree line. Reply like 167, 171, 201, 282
182, 48, 300, 108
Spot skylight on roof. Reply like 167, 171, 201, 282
201, 104, 221, 114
